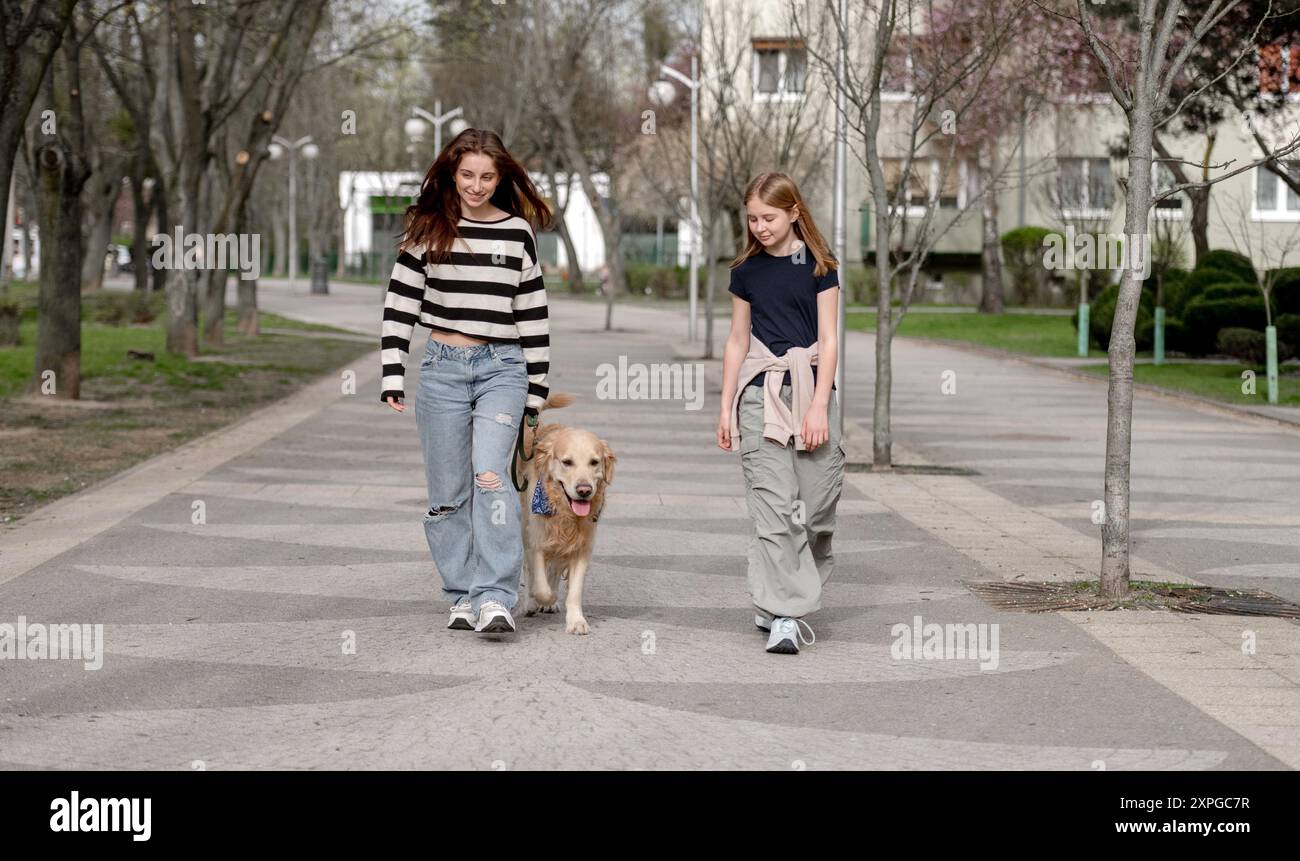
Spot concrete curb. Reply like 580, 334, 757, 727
895, 335, 1300, 434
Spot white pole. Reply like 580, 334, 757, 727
688, 54, 700, 343
833, 0, 848, 435
434, 99, 443, 156
288, 146, 297, 292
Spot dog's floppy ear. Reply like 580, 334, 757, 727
599, 438, 616, 486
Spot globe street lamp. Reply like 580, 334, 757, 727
649, 59, 700, 343
406, 102, 468, 162
268, 134, 318, 292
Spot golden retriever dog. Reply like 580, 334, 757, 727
514, 395, 616, 635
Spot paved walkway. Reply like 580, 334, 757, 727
0, 277, 1296, 769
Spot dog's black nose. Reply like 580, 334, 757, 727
575, 484, 593, 498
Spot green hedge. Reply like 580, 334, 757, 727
1196, 249, 1256, 283
1076, 281, 1155, 350
1277, 313, 1300, 354
1182, 294, 1267, 355
624, 263, 688, 298
1269, 268, 1300, 316
1001, 226, 1053, 304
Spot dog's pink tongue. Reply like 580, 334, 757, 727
570, 498, 592, 517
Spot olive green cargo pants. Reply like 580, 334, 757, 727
737, 381, 846, 620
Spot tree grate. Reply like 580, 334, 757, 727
964, 580, 1300, 619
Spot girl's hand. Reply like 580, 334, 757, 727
801, 403, 829, 450
716, 411, 732, 451
386, 395, 405, 413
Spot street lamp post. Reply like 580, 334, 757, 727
832, 0, 848, 436
405, 102, 468, 162
649, 60, 701, 343
268, 134, 319, 292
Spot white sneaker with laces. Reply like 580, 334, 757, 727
448, 598, 475, 630
475, 600, 516, 634
766, 617, 815, 654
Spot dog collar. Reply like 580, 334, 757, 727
531, 475, 555, 516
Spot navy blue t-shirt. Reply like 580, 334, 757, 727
728, 247, 839, 388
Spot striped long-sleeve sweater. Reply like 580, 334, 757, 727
380, 214, 550, 415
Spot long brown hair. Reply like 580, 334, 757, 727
400, 128, 552, 263
730, 172, 837, 277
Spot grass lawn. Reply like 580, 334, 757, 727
844, 310, 1103, 358
0, 284, 374, 524
1078, 362, 1300, 408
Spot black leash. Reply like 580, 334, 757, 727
510, 414, 537, 492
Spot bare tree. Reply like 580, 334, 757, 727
634, 0, 830, 357
0, 0, 81, 239
23, 8, 91, 399
804, 0, 1020, 466
1074, 0, 1300, 596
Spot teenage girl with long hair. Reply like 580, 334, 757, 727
381, 128, 552, 636
716, 171, 844, 655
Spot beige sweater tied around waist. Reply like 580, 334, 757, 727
726, 333, 819, 453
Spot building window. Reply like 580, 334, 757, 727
1253, 162, 1300, 219
882, 157, 969, 214
752, 39, 806, 101
1056, 157, 1113, 217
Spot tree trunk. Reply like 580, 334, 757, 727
31, 145, 86, 399
977, 147, 1004, 313
80, 171, 119, 291
150, 181, 168, 294
130, 167, 150, 292
1186, 186, 1209, 265
201, 267, 227, 346
236, 195, 258, 335
1100, 100, 1156, 600
556, 212, 584, 293
0, 0, 80, 265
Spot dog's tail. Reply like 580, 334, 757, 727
541, 392, 576, 412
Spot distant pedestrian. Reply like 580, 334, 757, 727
716, 172, 844, 655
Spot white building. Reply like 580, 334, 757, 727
338, 170, 607, 273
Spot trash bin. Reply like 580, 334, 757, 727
310, 254, 329, 295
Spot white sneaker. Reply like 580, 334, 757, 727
448, 598, 475, 630
475, 600, 516, 634
755, 613, 773, 631
766, 617, 815, 654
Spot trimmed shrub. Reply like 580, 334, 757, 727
86, 290, 163, 326
1001, 226, 1054, 304
1182, 293, 1267, 355
1269, 267, 1300, 316
1195, 249, 1256, 283
1201, 282, 1260, 303
1080, 281, 1155, 350
1276, 312, 1300, 357
625, 263, 687, 298
1216, 327, 1267, 364
1163, 315, 1189, 354
1149, 267, 1188, 307
1165, 267, 1250, 319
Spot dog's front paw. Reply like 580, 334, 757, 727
536, 602, 559, 614
565, 615, 589, 635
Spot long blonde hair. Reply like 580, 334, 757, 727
730, 172, 837, 277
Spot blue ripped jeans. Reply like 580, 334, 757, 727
414, 338, 529, 613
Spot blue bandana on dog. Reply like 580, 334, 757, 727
531, 475, 555, 516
